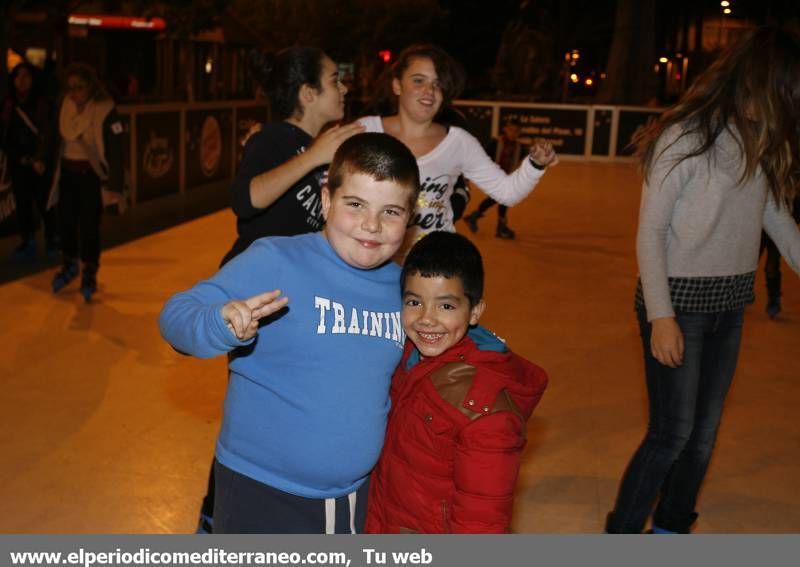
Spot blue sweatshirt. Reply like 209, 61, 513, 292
159, 233, 405, 498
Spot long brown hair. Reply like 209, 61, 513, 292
636, 26, 800, 208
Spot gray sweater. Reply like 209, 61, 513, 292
637, 125, 800, 320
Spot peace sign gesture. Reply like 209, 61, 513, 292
222, 289, 289, 341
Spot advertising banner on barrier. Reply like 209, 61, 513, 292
499, 106, 588, 156
591, 108, 614, 157
110, 100, 666, 211
135, 112, 180, 203
185, 109, 233, 191
616, 108, 662, 156
452, 103, 494, 148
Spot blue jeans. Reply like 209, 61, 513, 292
607, 307, 745, 533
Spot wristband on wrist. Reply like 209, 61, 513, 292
528, 156, 545, 170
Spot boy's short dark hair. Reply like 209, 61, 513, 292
402, 231, 484, 306
328, 132, 421, 207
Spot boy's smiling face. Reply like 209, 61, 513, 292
402, 273, 485, 358
321, 172, 413, 270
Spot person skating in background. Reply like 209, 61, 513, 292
0, 62, 58, 262
760, 197, 800, 318
51, 62, 124, 303
463, 119, 527, 240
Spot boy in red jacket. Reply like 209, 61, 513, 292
365, 231, 548, 533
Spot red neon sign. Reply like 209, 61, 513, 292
68, 14, 167, 31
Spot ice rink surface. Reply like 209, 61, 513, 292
1, 162, 798, 533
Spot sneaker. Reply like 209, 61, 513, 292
496, 223, 516, 240
766, 298, 781, 319
196, 512, 214, 534
80, 272, 97, 303
11, 239, 37, 263
52, 262, 79, 293
464, 212, 480, 233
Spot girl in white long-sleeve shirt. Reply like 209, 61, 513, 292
359, 44, 558, 258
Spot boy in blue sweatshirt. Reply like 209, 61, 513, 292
159, 133, 420, 533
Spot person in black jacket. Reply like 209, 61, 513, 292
51, 62, 124, 303
0, 62, 58, 261
220, 47, 363, 265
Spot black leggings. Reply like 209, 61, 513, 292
57, 166, 102, 266
476, 197, 508, 219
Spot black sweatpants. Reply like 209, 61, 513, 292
213, 460, 369, 534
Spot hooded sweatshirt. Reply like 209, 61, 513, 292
365, 328, 548, 533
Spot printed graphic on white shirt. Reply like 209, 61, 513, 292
410, 174, 451, 231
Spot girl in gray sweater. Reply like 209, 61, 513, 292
606, 26, 800, 534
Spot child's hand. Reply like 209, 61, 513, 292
306, 122, 365, 167
529, 139, 559, 169
221, 289, 289, 341
650, 316, 684, 368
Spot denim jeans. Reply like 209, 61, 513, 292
607, 307, 745, 533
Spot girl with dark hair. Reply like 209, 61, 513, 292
220, 46, 363, 264
359, 43, 557, 257
0, 62, 58, 261
51, 62, 124, 303
606, 26, 800, 534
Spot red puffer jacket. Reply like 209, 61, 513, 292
365, 335, 548, 533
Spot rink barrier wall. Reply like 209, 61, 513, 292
114, 100, 268, 207
0, 99, 660, 234
453, 100, 664, 162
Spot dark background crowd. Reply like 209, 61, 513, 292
3, 1, 800, 107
